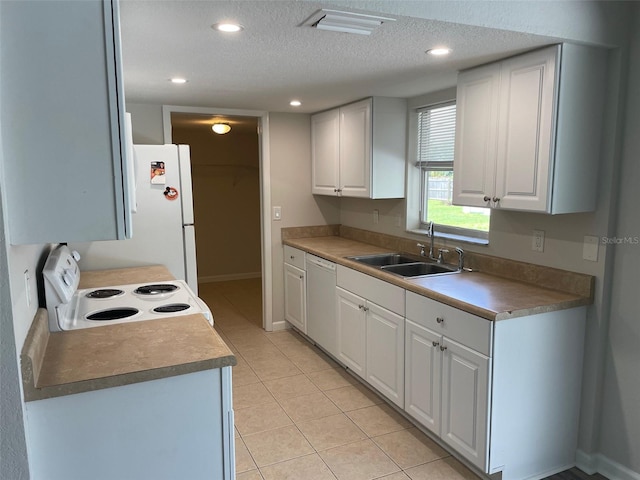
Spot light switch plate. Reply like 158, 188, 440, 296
273, 206, 282, 221
583, 235, 599, 261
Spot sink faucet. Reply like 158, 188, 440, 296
437, 249, 449, 264
455, 247, 465, 271
417, 221, 438, 261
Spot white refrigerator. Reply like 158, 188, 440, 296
69, 144, 199, 293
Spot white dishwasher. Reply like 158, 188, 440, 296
305, 254, 337, 358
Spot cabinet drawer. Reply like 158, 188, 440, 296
406, 291, 492, 356
284, 246, 306, 269
337, 265, 404, 316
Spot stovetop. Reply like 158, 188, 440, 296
43, 245, 212, 332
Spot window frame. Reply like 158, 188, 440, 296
407, 100, 489, 243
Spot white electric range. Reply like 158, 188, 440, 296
43, 244, 212, 332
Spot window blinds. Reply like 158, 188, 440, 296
416, 102, 456, 170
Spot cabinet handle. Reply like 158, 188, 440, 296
299, 275, 304, 279
492, 196, 500, 203
436, 317, 444, 324
432, 341, 440, 347
358, 304, 365, 310
290, 255, 295, 260
440, 345, 448, 352
483, 195, 491, 202
363, 306, 369, 312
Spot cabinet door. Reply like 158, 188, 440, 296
366, 302, 404, 408
339, 99, 372, 197
453, 63, 501, 208
311, 109, 340, 196
284, 263, 306, 333
404, 320, 441, 435
336, 287, 367, 379
441, 338, 490, 471
494, 46, 558, 212
2, 0, 131, 244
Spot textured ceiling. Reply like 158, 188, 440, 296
120, 0, 557, 114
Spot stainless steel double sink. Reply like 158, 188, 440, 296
346, 253, 460, 278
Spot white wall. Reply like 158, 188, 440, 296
268, 112, 341, 328
127, 103, 164, 144
598, 4, 640, 475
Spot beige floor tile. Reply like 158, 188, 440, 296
237, 344, 284, 362
297, 413, 367, 451
263, 374, 320, 401
225, 330, 270, 348
324, 384, 383, 412
234, 401, 293, 436
235, 437, 258, 473
237, 469, 264, 480
243, 425, 314, 467
251, 357, 303, 382
307, 368, 358, 391
377, 473, 411, 479
319, 438, 400, 480
346, 404, 412, 437
278, 391, 341, 423
231, 362, 261, 387
234, 382, 275, 409
288, 350, 340, 373
404, 457, 480, 480
260, 453, 337, 480
277, 339, 317, 358
372, 428, 449, 469
264, 329, 307, 346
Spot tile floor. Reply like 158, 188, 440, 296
199, 279, 480, 480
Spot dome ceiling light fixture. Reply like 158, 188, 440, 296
212, 123, 231, 135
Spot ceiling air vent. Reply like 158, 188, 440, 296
301, 9, 395, 35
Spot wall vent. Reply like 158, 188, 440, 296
301, 9, 395, 35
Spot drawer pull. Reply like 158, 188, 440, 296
432, 341, 440, 347
290, 255, 295, 260
440, 345, 448, 352
436, 317, 444, 324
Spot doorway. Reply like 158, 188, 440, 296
162, 106, 272, 330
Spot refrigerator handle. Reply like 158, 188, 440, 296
178, 144, 195, 225
183, 225, 198, 295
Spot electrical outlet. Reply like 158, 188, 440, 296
373, 209, 379, 224
532, 230, 545, 252
583, 235, 599, 261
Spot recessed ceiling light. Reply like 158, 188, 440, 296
211, 22, 244, 33
426, 47, 452, 56
170, 78, 187, 84
290, 100, 302, 107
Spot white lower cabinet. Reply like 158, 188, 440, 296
440, 337, 490, 470
405, 292, 492, 471
336, 287, 367, 378
336, 276, 405, 408
284, 263, 306, 333
366, 302, 404, 408
404, 319, 441, 435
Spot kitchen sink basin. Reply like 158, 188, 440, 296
347, 253, 423, 267
380, 262, 459, 278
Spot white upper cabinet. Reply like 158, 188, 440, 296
2, 0, 132, 244
311, 97, 407, 199
454, 44, 607, 214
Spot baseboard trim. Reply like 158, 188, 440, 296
270, 320, 288, 332
199, 272, 262, 283
577, 450, 640, 480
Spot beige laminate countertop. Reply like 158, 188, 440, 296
22, 266, 236, 401
284, 236, 592, 321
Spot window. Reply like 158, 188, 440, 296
416, 102, 490, 240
